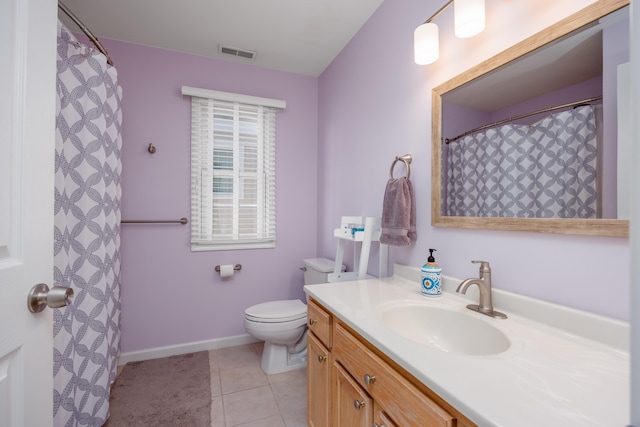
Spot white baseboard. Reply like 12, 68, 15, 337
118, 334, 260, 366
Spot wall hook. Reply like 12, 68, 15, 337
148, 143, 156, 154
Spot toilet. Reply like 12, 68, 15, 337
244, 258, 336, 374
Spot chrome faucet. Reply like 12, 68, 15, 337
456, 260, 507, 319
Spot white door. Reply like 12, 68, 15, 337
0, 0, 58, 426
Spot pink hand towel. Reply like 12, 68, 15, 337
380, 177, 416, 246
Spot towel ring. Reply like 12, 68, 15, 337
389, 154, 412, 180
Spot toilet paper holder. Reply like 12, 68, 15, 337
215, 264, 242, 273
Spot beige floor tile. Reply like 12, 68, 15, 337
270, 376, 307, 427
210, 348, 222, 399
218, 344, 261, 371
220, 364, 269, 394
267, 368, 306, 385
211, 369, 222, 398
209, 349, 220, 373
223, 385, 280, 426
282, 413, 306, 427
253, 341, 264, 358
210, 396, 225, 427
235, 414, 286, 427
270, 375, 307, 403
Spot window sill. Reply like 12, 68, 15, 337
191, 242, 275, 252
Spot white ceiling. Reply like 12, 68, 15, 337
58, 0, 384, 77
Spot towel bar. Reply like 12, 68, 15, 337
121, 217, 188, 224
389, 154, 412, 180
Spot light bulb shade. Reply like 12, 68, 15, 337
454, 0, 485, 38
414, 22, 439, 65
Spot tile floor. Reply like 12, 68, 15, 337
112, 342, 306, 426
209, 342, 307, 427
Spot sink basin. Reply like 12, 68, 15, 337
379, 304, 511, 356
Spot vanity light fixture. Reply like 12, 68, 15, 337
455, 0, 485, 38
414, 0, 485, 65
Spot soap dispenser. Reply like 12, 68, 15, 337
421, 249, 442, 297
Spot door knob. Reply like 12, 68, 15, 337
27, 283, 73, 313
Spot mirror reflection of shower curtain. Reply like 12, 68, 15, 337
53, 21, 122, 426
445, 105, 599, 218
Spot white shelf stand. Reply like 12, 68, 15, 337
328, 216, 388, 282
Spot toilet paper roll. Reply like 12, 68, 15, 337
219, 264, 235, 278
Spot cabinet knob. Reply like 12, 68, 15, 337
317, 355, 327, 363
354, 399, 366, 410
373, 424, 386, 427
364, 374, 376, 385
308, 318, 317, 326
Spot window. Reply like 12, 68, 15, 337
182, 86, 285, 251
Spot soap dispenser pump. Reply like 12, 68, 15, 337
421, 249, 442, 297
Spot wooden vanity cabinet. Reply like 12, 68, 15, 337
374, 403, 398, 427
333, 362, 373, 426
307, 298, 476, 427
307, 332, 331, 427
307, 298, 332, 347
307, 299, 332, 427
333, 322, 455, 427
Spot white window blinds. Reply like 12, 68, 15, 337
185, 87, 284, 251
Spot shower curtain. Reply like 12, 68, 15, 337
445, 105, 599, 218
53, 22, 122, 426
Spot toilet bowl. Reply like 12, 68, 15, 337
243, 258, 337, 374
244, 299, 308, 374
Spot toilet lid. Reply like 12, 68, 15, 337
245, 299, 307, 323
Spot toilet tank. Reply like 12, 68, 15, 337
303, 258, 341, 285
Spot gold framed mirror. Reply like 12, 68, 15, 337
431, 0, 629, 237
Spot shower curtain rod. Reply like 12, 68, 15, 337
445, 95, 603, 144
58, 1, 114, 66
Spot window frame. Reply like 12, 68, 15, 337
183, 86, 285, 251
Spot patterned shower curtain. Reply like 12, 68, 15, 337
53, 22, 122, 426
445, 105, 599, 218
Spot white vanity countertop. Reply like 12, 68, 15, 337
304, 274, 630, 427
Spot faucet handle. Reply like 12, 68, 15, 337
471, 260, 491, 273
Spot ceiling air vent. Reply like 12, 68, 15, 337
219, 45, 256, 60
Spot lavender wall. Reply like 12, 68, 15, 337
318, 0, 631, 321
100, 40, 318, 353
72, 0, 629, 357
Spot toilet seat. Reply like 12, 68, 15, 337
244, 299, 306, 323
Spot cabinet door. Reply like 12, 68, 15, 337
334, 323, 455, 427
333, 363, 372, 427
374, 403, 398, 427
308, 299, 332, 348
307, 332, 331, 427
